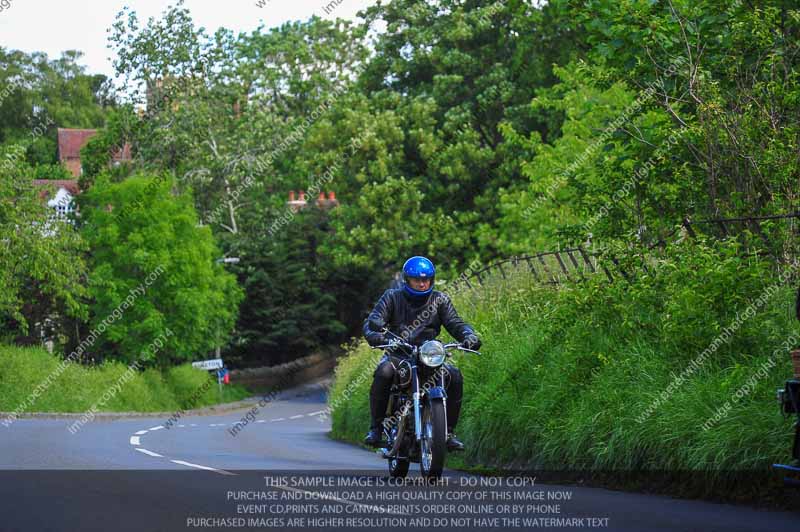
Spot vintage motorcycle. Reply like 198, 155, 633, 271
368, 323, 480, 480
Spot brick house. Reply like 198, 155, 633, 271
57, 128, 132, 177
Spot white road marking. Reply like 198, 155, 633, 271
128, 405, 343, 482
171, 460, 236, 476
135, 448, 163, 458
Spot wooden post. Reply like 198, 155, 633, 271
537, 254, 557, 284
524, 257, 542, 282
566, 250, 585, 280
554, 251, 572, 282
577, 246, 597, 274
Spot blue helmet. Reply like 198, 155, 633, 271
402, 256, 435, 298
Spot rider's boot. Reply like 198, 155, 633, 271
446, 430, 464, 452
364, 427, 383, 447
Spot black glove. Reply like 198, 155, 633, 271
462, 334, 481, 351
370, 333, 388, 347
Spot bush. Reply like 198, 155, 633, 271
78, 173, 243, 366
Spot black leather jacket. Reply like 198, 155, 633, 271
363, 289, 476, 354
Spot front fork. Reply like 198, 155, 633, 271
412, 362, 448, 443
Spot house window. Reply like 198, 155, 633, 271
56, 202, 73, 218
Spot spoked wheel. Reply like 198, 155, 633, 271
419, 400, 446, 480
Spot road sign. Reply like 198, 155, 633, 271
192, 358, 223, 370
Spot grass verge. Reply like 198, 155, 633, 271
0, 345, 249, 415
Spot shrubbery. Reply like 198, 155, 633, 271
0, 344, 248, 414
329, 240, 799, 490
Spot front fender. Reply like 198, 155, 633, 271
426, 386, 446, 401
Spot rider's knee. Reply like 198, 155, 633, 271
445, 364, 462, 381
442, 364, 462, 389
373, 360, 395, 382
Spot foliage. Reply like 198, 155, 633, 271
5, 0, 799, 375
79, 105, 138, 188
102, 1, 576, 358
0, 47, 111, 149
78, 174, 242, 366
495, 0, 800, 251
228, 207, 346, 366
0, 149, 88, 344
30, 164, 75, 181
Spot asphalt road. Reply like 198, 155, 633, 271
0, 381, 798, 532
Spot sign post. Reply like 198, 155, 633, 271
192, 358, 224, 399
191, 358, 223, 371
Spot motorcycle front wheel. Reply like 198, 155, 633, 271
419, 400, 446, 480
388, 456, 410, 478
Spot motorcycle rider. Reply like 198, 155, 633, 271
362, 256, 481, 451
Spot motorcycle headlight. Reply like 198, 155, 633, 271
419, 340, 446, 367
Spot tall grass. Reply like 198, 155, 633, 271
329, 239, 799, 493
0, 345, 249, 414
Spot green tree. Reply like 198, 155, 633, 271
107, 2, 367, 237
229, 207, 346, 365
352, 0, 576, 259
0, 147, 88, 345
78, 174, 242, 365
567, 0, 800, 220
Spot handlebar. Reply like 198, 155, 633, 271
443, 343, 481, 355
369, 334, 481, 356
369, 328, 414, 351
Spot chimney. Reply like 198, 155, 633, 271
287, 189, 308, 213
317, 192, 326, 207
325, 191, 339, 208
